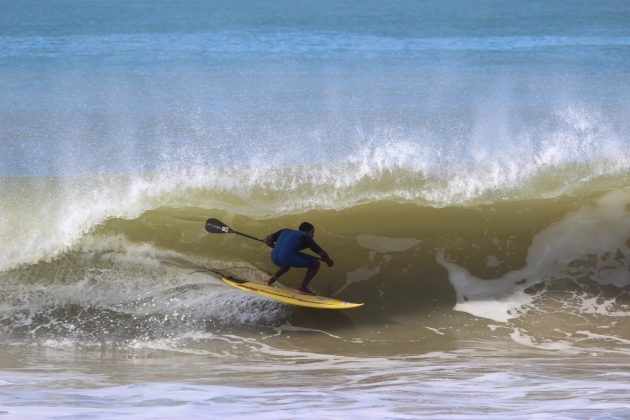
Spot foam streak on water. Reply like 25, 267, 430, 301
1, 347, 630, 419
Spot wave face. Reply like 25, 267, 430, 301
1, 167, 629, 354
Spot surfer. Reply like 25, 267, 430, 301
264, 222, 334, 295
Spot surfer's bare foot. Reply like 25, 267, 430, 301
298, 288, 316, 296
265, 276, 276, 286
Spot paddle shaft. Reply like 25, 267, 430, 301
233, 230, 265, 243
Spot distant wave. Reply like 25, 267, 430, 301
4, 31, 630, 59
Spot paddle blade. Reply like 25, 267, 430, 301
205, 218, 232, 234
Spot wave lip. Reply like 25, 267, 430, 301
1, 152, 629, 273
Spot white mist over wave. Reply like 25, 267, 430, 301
438, 189, 630, 323
1, 103, 629, 271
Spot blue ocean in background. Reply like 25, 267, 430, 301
2, 1, 630, 418
2, 0, 630, 177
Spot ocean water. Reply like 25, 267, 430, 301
2, 1, 630, 418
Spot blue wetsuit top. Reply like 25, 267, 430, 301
269, 229, 323, 268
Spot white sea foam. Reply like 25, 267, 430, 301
356, 234, 421, 253
574, 330, 630, 346
509, 328, 577, 352
334, 265, 380, 296
438, 189, 630, 323
0, 236, 290, 342
2, 348, 630, 420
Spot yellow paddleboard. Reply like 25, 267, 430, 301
221, 277, 364, 310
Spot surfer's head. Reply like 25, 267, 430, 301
298, 222, 315, 237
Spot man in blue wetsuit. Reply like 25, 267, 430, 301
264, 222, 334, 295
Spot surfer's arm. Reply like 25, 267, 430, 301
264, 229, 284, 248
318, 250, 334, 267
307, 238, 334, 267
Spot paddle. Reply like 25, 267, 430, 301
204, 218, 324, 261
205, 218, 265, 243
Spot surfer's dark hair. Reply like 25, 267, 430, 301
299, 222, 314, 233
